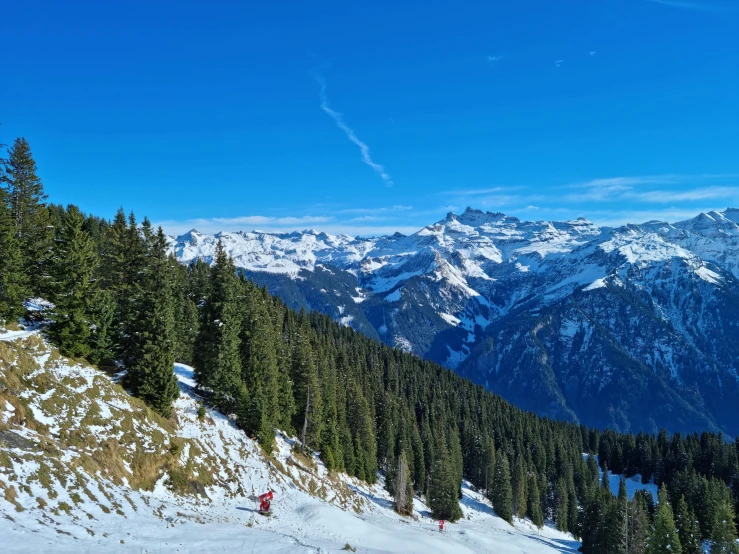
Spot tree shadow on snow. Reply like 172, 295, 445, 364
347, 484, 394, 510
528, 535, 581, 554
459, 491, 495, 517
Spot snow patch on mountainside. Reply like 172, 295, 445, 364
0, 331, 580, 553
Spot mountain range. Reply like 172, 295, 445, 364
170, 207, 739, 437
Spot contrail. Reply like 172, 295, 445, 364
315, 75, 394, 187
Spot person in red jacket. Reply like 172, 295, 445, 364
258, 491, 273, 514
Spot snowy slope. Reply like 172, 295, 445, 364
0, 330, 580, 553
170, 207, 739, 437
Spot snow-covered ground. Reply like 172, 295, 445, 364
0, 330, 579, 553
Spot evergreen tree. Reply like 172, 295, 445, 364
393, 450, 414, 516
193, 241, 243, 410
428, 442, 462, 522
710, 500, 739, 554
555, 477, 569, 532
88, 288, 115, 367
646, 485, 682, 554
238, 281, 280, 448
628, 494, 650, 554
0, 200, 27, 321
0, 137, 52, 293
491, 451, 513, 524
127, 226, 180, 417
675, 495, 703, 554
512, 455, 527, 519
48, 206, 97, 358
527, 473, 544, 528
616, 478, 629, 554
291, 322, 322, 450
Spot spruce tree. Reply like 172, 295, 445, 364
48, 206, 97, 358
555, 477, 569, 532
238, 281, 279, 448
393, 450, 414, 516
710, 500, 739, 554
616, 478, 629, 554
646, 485, 682, 554
193, 240, 243, 410
527, 473, 544, 528
127, 226, 180, 417
675, 495, 703, 554
291, 322, 322, 450
491, 451, 513, 524
428, 442, 462, 521
628, 494, 650, 554
0, 137, 52, 293
512, 455, 527, 519
0, 200, 27, 321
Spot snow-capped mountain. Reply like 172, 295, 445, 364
171, 207, 739, 436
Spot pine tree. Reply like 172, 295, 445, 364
88, 288, 115, 367
48, 206, 97, 358
291, 321, 322, 450
127, 226, 180, 417
512, 455, 527, 519
675, 495, 703, 554
616, 478, 629, 554
646, 485, 682, 554
491, 451, 513, 524
710, 500, 739, 554
428, 442, 462, 521
0, 200, 28, 321
555, 477, 569, 532
238, 281, 280, 449
0, 138, 52, 294
193, 240, 243, 410
393, 450, 414, 516
628, 494, 650, 554
527, 473, 544, 528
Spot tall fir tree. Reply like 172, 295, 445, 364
491, 451, 513, 524
127, 226, 180, 417
628, 494, 650, 554
512, 455, 527, 519
238, 281, 280, 449
646, 485, 682, 554
0, 137, 52, 294
428, 441, 462, 521
193, 240, 243, 410
0, 200, 28, 321
675, 495, 703, 554
393, 450, 414, 516
527, 473, 544, 528
555, 477, 569, 533
48, 206, 97, 358
710, 500, 739, 554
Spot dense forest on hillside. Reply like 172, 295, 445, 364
2, 136, 739, 552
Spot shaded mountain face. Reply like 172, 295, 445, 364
171, 207, 739, 436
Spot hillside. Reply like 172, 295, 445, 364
171, 207, 739, 436
0, 328, 580, 553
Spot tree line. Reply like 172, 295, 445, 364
1, 136, 738, 552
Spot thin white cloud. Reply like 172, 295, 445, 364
589, 51, 597, 57
441, 186, 526, 196
315, 75, 394, 187
634, 186, 739, 203
644, 0, 726, 12
555, 60, 564, 67
338, 205, 412, 214
487, 55, 505, 64
567, 175, 739, 202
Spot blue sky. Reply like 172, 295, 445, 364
2, 0, 737, 236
